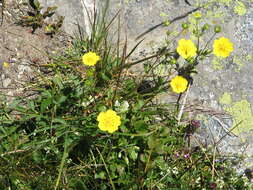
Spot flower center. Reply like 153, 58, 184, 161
183, 47, 189, 56
218, 45, 226, 52
87, 57, 94, 63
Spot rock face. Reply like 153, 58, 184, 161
38, 0, 95, 36
39, 0, 253, 171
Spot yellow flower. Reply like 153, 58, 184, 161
97, 109, 121, 133
213, 37, 233, 58
82, 52, 100, 66
170, 76, 188, 94
176, 39, 197, 59
3, 62, 9, 68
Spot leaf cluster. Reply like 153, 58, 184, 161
17, 0, 63, 35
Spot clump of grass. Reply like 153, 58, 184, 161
0, 0, 252, 189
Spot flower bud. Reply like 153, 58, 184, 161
194, 12, 202, 19
170, 59, 177, 65
193, 29, 200, 37
202, 23, 210, 31
214, 25, 222, 33
182, 22, 189, 29
163, 20, 171, 26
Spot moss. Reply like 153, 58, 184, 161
219, 92, 232, 105
225, 99, 253, 135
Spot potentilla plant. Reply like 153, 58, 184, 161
0, 1, 251, 190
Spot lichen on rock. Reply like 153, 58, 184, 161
219, 92, 232, 105
225, 99, 253, 135
234, 1, 247, 16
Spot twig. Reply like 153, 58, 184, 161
212, 116, 237, 137
177, 85, 190, 122
96, 147, 115, 190
211, 122, 222, 180
1, 149, 28, 156
0, 0, 5, 25
55, 137, 69, 190
192, 135, 219, 176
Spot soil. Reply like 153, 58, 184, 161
0, 0, 71, 99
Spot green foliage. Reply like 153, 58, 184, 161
18, 0, 63, 34
0, 0, 252, 189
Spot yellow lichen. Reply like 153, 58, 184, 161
160, 12, 168, 17
233, 56, 244, 72
246, 55, 252, 61
219, 92, 232, 105
234, 1, 247, 16
225, 100, 253, 135
211, 57, 223, 70
213, 11, 224, 18
218, 0, 232, 6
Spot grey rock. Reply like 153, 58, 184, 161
3, 78, 11, 88
192, 115, 253, 174
39, 0, 95, 36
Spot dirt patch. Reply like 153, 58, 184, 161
0, 0, 71, 98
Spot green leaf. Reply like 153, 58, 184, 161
47, 6, 57, 12
52, 118, 67, 125
34, 1, 41, 10
40, 98, 52, 113
133, 100, 144, 112
32, 151, 43, 163
43, 6, 57, 17
28, 100, 35, 111
148, 135, 165, 154
29, 0, 38, 10
70, 179, 88, 190
133, 120, 148, 133
55, 95, 67, 105
148, 136, 158, 150
52, 75, 63, 89
101, 72, 110, 81
95, 171, 106, 179
128, 146, 139, 161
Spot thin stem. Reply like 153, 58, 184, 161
55, 136, 69, 190
177, 84, 190, 122
96, 147, 116, 190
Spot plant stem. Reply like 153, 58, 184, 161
55, 137, 69, 190
96, 147, 116, 190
